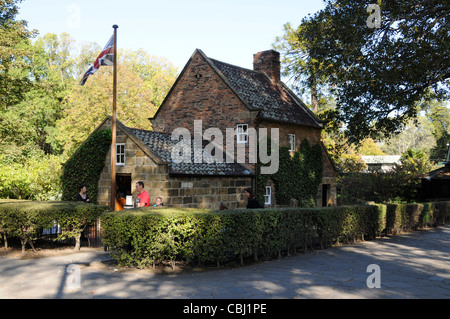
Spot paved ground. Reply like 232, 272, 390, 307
0, 225, 449, 299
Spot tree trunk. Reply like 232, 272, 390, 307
21, 238, 27, 254
3, 233, 7, 250
74, 235, 81, 250
310, 76, 319, 113
29, 238, 37, 253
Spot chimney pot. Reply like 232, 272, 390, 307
253, 50, 280, 83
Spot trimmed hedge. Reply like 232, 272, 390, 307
0, 200, 110, 251
100, 202, 450, 268
2, 200, 448, 266
385, 202, 450, 235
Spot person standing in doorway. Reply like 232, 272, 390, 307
135, 181, 150, 207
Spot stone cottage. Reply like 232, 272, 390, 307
89, 48, 337, 209
94, 116, 253, 210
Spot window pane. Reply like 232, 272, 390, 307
116, 144, 125, 164
237, 124, 248, 143
289, 134, 295, 151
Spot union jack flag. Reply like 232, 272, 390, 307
79, 35, 114, 85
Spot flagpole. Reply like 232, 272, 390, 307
111, 24, 118, 211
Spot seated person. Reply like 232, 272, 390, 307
153, 197, 164, 207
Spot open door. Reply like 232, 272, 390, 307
322, 184, 330, 207
116, 174, 131, 211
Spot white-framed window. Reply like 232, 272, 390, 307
237, 124, 248, 144
288, 134, 296, 152
116, 143, 125, 165
264, 186, 271, 205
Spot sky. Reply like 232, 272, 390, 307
17, 0, 326, 71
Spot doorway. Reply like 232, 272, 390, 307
116, 174, 131, 211
322, 184, 330, 207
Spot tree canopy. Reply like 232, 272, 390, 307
0, 1, 178, 199
275, 0, 449, 143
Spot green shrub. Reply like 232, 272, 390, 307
383, 201, 450, 235
0, 200, 110, 251
101, 202, 450, 268
52, 202, 110, 250
100, 205, 379, 267
3, 200, 448, 265
0, 200, 53, 252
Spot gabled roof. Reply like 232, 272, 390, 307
151, 49, 323, 129
109, 118, 253, 177
209, 57, 322, 128
129, 127, 253, 177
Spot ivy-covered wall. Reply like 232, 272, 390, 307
258, 139, 324, 207
61, 129, 112, 203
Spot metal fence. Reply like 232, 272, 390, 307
83, 219, 103, 247
40, 218, 103, 248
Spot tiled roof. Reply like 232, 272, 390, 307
423, 164, 450, 180
209, 57, 322, 128
127, 127, 253, 177
129, 128, 174, 163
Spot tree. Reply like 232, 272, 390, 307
358, 138, 386, 156
276, 0, 450, 143
0, 0, 36, 111
122, 48, 178, 108
0, 33, 76, 155
394, 149, 436, 202
274, 19, 333, 113
380, 116, 436, 156
0, 27, 178, 199
55, 48, 178, 157
420, 98, 450, 162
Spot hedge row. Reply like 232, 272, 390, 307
101, 202, 450, 268
2, 200, 448, 265
0, 200, 109, 252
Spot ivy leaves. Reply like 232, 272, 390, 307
259, 139, 323, 207
61, 129, 112, 203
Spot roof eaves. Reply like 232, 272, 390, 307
279, 82, 324, 128
257, 116, 323, 130
168, 172, 254, 177
117, 121, 169, 165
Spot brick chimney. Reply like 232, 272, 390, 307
253, 50, 280, 83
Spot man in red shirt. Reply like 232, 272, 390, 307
135, 181, 150, 207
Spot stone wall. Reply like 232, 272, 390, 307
96, 120, 252, 209
161, 176, 252, 209
97, 122, 163, 207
